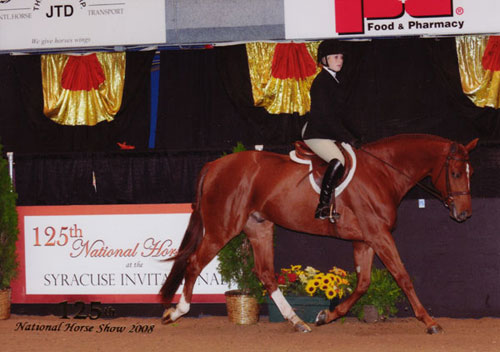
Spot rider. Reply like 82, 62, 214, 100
302, 39, 360, 221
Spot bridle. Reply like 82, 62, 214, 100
432, 143, 471, 209
358, 142, 471, 208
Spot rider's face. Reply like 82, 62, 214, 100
326, 54, 344, 72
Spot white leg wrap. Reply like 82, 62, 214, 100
171, 294, 190, 321
271, 290, 301, 324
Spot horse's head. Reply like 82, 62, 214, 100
431, 138, 479, 222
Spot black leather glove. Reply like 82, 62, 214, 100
350, 139, 362, 149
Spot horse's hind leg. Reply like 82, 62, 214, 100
162, 230, 234, 324
316, 241, 374, 325
244, 213, 312, 333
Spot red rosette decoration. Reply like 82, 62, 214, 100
271, 43, 317, 80
61, 53, 106, 91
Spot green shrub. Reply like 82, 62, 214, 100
348, 268, 405, 320
0, 144, 19, 290
217, 232, 263, 302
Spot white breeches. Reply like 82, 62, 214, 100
304, 138, 345, 165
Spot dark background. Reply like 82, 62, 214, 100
1, 37, 499, 318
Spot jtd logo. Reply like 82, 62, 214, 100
335, 0, 453, 34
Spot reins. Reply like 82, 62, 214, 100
356, 145, 465, 204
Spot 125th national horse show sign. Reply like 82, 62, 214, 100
11, 204, 228, 304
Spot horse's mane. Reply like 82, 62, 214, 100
364, 134, 451, 150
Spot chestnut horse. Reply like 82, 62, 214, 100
160, 134, 478, 333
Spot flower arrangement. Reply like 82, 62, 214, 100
276, 265, 352, 300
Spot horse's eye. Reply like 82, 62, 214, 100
452, 172, 461, 179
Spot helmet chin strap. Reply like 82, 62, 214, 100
320, 55, 341, 71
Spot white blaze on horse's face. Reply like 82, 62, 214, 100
466, 163, 471, 190
447, 154, 473, 222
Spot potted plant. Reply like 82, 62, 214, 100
267, 265, 352, 323
0, 144, 19, 320
217, 231, 263, 324
347, 268, 405, 323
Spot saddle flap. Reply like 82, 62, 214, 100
293, 141, 353, 188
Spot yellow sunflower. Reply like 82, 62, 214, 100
325, 288, 338, 300
320, 284, 330, 291
305, 281, 317, 296
320, 276, 332, 286
313, 273, 326, 281
311, 278, 321, 287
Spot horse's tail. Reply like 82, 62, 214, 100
160, 164, 208, 305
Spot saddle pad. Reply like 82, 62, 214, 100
289, 142, 357, 196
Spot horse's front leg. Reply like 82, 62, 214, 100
316, 241, 374, 325
370, 231, 443, 334
244, 215, 311, 333
270, 289, 312, 332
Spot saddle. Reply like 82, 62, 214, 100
290, 141, 355, 195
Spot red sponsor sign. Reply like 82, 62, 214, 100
335, 0, 453, 34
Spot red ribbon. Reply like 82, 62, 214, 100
61, 53, 106, 91
482, 36, 500, 71
271, 43, 317, 80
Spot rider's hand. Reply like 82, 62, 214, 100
350, 139, 362, 149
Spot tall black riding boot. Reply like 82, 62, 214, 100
315, 159, 345, 220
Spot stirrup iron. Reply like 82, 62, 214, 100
315, 204, 340, 222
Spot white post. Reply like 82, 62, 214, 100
6, 152, 14, 184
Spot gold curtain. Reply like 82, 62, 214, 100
41, 52, 126, 126
246, 42, 320, 116
456, 35, 500, 108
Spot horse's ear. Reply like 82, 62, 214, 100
465, 138, 479, 152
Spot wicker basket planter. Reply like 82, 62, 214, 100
225, 290, 259, 325
0, 288, 11, 320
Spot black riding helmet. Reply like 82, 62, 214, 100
317, 39, 347, 65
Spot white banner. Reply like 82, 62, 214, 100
0, 0, 166, 51
13, 205, 229, 303
285, 0, 500, 40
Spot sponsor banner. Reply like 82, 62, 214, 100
0, 0, 166, 51
11, 204, 229, 304
285, 0, 500, 39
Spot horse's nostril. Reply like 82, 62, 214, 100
458, 211, 469, 221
